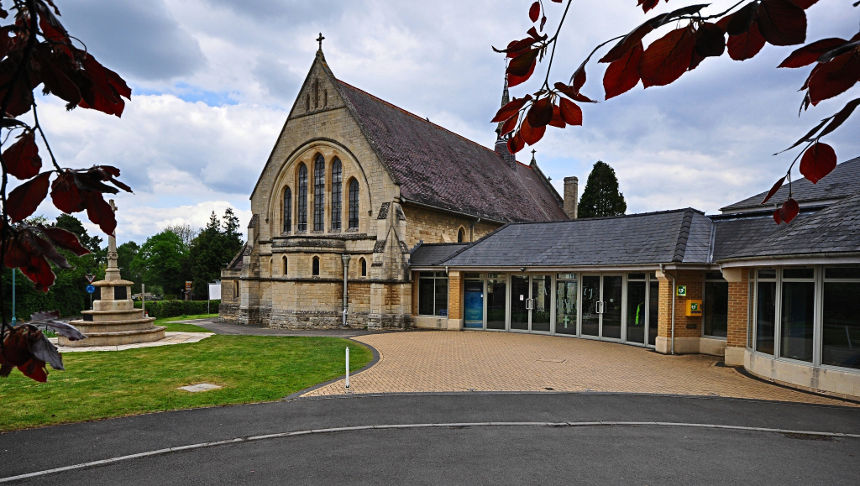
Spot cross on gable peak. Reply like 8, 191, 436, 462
316, 33, 325, 51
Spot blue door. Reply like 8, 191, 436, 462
464, 280, 484, 329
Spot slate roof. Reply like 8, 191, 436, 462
713, 194, 860, 260
335, 81, 567, 223
410, 243, 470, 266
720, 156, 860, 212
440, 208, 712, 267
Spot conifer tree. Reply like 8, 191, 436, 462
578, 161, 627, 218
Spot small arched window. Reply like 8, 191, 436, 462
348, 178, 359, 230
457, 227, 465, 243
283, 186, 292, 233
297, 163, 308, 232
312, 256, 320, 276
331, 158, 342, 231
233, 281, 239, 299
282, 256, 288, 276
313, 154, 325, 231
360, 257, 367, 277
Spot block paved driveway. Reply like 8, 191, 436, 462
303, 330, 856, 406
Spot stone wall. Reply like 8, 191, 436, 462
402, 204, 500, 248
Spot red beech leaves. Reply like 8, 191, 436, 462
0, 326, 48, 382
761, 176, 786, 205
603, 40, 643, 99
640, 26, 697, 88
779, 38, 847, 68
41, 227, 90, 256
727, 22, 766, 61
756, 0, 806, 47
529, 2, 540, 23
803, 47, 860, 106
492, 95, 532, 123
2, 130, 41, 180
559, 98, 583, 126
520, 117, 546, 146
799, 142, 836, 184
7, 172, 50, 222
527, 97, 553, 128
773, 198, 799, 224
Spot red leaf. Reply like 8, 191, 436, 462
640, 26, 697, 88
559, 98, 582, 126
726, 3, 758, 36
500, 115, 518, 136
695, 23, 726, 58
571, 63, 586, 92
554, 82, 595, 103
498, 38, 535, 58
788, 0, 818, 10
84, 191, 117, 236
50, 171, 85, 213
601, 22, 653, 63
603, 40, 643, 99
519, 117, 546, 146
7, 172, 51, 222
727, 22, 766, 61
799, 143, 837, 184
4, 238, 56, 292
779, 38, 847, 68
806, 51, 860, 106
18, 358, 47, 382
777, 198, 800, 224
508, 57, 537, 87
529, 2, 540, 23
818, 98, 860, 139
508, 49, 540, 77
2, 130, 41, 180
548, 105, 566, 128
77, 53, 131, 117
0, 64, 36, 117
761, 176, 786, 204
526, 97, 553, 128
638, 0, 660, 14
42, 227, 90, 256
507, 131, 525, 154
757, 0, 806, 46
491, 95, 531, 123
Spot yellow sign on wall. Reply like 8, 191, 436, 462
686, 299, 702, 317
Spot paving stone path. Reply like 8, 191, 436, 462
303, 330, 857, 407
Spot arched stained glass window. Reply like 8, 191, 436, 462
312, 256, 320, 276
360, 257, 366, 277
331, 158, 342, 231
348, 179, 359, 230
297, 163, 308, 232
283, 187, 292, 233
313, 154, 325, 231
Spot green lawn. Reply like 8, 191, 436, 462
0, 335, 372, 431
155, 314, 217, 332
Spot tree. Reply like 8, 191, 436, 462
493, 0, 858, 224
131, 231, 189, 299
578, 161, 627, 218
1, 2, 133, 381
164, 224, 198, 248
189, 209, 244, 299
116, 241, 141, 293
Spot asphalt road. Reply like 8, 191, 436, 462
2, 393, 858, 485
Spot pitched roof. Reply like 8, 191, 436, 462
714, 194, 860, 260
335, 80, 567, 223
720, 156, 860, 213
410, 243, 470, 266
440, 208, 711, 267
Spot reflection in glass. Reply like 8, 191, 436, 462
486, 278, 506, 330
556, 280, 577, 335
703, 281, 728, 337
463, 280, 483, 329
780, 281, 814, 361
531, 276, 551, 332
602, 276, 622, 339
756, 281, 776, 355
582, 276, 600, 336
823, 282, 860, 369
627, 281, 646, 344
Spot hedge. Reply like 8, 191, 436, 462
133, 300, 220, 318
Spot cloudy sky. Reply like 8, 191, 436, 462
29, 0, 860, 244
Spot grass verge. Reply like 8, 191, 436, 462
154, 314, 217, 332
0, 335, 371, 431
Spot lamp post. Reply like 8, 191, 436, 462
341, 254, 351, 327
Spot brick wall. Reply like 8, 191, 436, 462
726, 270, 750, 348
447, 272, 463, 319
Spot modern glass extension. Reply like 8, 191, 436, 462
459, 272, 659, 347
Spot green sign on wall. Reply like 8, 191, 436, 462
676, 285, 687, 297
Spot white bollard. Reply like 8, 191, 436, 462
345, 346, 350, 389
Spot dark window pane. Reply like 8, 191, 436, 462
313, 155, 325, 231
780, 281, 814, 361
825, 267, 860, 279
487, 279, 506, 330
297, 164, 307, 232
628, 273, 646, 280
703, 281, 728, 337
360, 258, 366, 277
283, 187, 292, 233
331, 158, 342, 231
434, 278, 448, 316
783, 268, 813, 279
348, 179, 359, 229
756, 281, 776, 355
457, 228, 465, 243
823, 282, 860, 369
418, 278, 434, 315
627, 281, 646, 343
705, 271, 724, 280
758, 269, 776, 279
312, 256, 320, 276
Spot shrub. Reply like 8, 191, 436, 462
133, 300, 220, 318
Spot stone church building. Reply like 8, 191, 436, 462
219, 47, 573, 329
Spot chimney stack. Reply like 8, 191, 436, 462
563, 176, 578, 219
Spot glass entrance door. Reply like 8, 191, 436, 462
556, 277, 578, 335
511, 275, 529, 330
531, 275, 551, 332
582, 275, 622, 339
582, 276, 600, 336
463, 280, 483, 329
